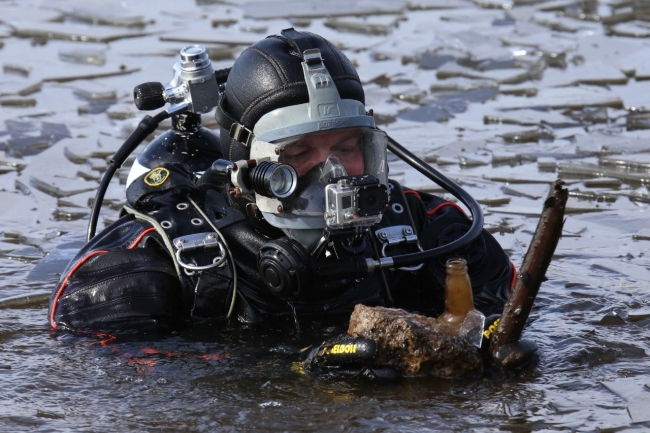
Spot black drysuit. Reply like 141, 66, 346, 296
48, 163, 513, 331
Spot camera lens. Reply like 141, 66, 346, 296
357, 185, 388, 216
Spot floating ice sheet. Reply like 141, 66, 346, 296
569, 189, 617, 203
59, 49, 106, 66
601, 378, 650, 423
26, 233, 86, 282
574, 134, 650, 155
600, 154, 650, 170
500, 126, 554, 143
324, 17, 401, 36
607, 21, 650, 38
242, 0, 407, 19
407, 0, 472, 9
3, 64, 31, 77
591, 258, 650, 281
436, 61, 545, 85
584, 177, 623, 188
10, 21, 153, 43
0, 292, 51, 309
494, 86, 624, 110
559, 162, 650, 185
59, 7, 149, 28
29, 176, 95, 198
0, 98, 37, 108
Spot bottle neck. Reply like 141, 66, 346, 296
440, 258, 475, 324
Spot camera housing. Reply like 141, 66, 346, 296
324, 174, 389, 229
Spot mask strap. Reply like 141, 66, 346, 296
277, 28, 313, 60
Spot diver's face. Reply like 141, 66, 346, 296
281, 129, 364, 177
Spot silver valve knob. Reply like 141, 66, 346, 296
179, 45, 211, 72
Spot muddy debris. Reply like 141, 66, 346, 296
346, 304, 484, 378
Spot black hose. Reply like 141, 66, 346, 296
383, 136, 484, 268
214, 67, 231, 92
312, 135, 485, 278
86, 110, 170, 241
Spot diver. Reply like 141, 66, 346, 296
48, 29, 515, 338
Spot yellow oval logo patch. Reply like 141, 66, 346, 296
144, 167, 170, 187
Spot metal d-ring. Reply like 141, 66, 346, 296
175, 242, 226, 271
375, 225, 424, 272
173, 232, 227, 271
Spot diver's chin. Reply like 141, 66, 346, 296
261, 212, 326, 253
281, 228, 324, 253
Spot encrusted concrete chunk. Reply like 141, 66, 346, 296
347, 304, 483, 378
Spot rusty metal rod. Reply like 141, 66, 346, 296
490, 179, 568, 354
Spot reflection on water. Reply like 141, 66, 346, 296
1, 0, 650, 431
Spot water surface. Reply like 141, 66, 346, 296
1, 0, 650, 431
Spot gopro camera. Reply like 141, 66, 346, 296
324, 175, 389, 229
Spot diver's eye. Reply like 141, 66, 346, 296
283, 145, 311, 161
332, 138, 361, 159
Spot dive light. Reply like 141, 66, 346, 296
207, 159, 298, 199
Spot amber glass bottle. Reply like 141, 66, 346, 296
438, 258, 475, 331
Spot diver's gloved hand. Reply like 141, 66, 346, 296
302, 334, 399, 380
480, 314, 502, 351
480, 314, 539, 370
492, 339, 539, 370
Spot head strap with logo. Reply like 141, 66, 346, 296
216, 28, 315, 147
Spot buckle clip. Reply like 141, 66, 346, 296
173, 232, 226, 272
229, 123, 253, 147
375, 225, 424, 272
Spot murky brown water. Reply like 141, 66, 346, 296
2, 0, 650, 431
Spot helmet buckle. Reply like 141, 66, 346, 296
229, 122, 253, 147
